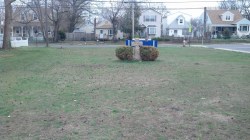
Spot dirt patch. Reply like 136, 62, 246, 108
200, 112, 233, 122
86, 71, 173, 89
0, 110, 92, 139
202, 97, 222, 106
0, 54, 14, 58
66, 64, 106, 69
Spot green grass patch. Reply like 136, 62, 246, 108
0, 47, 250, 139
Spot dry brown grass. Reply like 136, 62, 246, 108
0, 47, 250, 139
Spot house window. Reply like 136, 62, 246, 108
148, 27, 156, 34
174, 30, 177, 34
109, 30, 113, 35
240, 25, 249, 32
226, 15, 230, 21
33, 14, 38, 20
143, 15, 156, 22
100, 30, 103, 34
179, 19, 183, 24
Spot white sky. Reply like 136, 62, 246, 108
156, 0, 220, 18
0, 0, 221, 18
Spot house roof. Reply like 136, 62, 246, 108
166, 12, 192, 25
141, 8, 162, 15
96, 21, 112, 29
167, 15, 190, 29
207, 10, 244, 25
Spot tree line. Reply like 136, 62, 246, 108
2, 0, 250, 49
2, 0, 146, 49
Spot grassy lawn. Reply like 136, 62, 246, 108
0, 47, 250, 139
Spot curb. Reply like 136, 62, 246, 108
214, 48, 250, 54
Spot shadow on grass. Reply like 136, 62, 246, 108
112, 59, 163, 64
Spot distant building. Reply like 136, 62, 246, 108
95, 20, 124, 40
201, 10, 250, 38
0, 5, 53, 40
138, 9, 162, 38
167, 15, 191, 37
162, 12, 192, 37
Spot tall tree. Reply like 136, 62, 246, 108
239, 0, 250, 20
219, 0, 239, 10
120, 2, 141, 39
20, 0, 49, 44
219, 0, 250, 20
2, 0, 16, 49
101, 0, 124, 41
64, 0, 92, 32
13, 7, 37, 38
48, 0, 68, 42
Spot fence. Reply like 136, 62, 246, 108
11, 37, 29, 47
66, 32, 95, 41
170, 37, 211, 44
0, 37, 29, 48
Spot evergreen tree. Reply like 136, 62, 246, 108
120, 2, 141, 39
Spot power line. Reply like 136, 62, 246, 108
92, 0, 224, 3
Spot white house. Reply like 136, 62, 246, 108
163, 12, 192, 37
168, 15, 191, 37
95, 20, 123, 40
74, 19, 95, 34
73, 11, 97, 34
139, 9, 162, 38
201, 10, 250, 38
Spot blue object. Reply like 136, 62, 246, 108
125, 40, 158, 48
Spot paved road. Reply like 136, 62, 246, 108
49, 42, 250, 54
205, 43, 250, 53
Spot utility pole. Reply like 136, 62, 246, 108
45, 0, 49, 47
132, 0, 135, 39
203, 7, 207, 38
94, 17, 96, 40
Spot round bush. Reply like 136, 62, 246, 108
58, 31, 66, 41
140, 46, 159, 61
115, 46, 133, 60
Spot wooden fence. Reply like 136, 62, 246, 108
66, 32, 95, 41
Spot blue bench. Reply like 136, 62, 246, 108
126, 40, 158, 48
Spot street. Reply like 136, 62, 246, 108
48, 42, 250, 54
206, 43, 250, 53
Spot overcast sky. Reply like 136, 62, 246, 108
158, 0, 220, 18
0, 0, 221, 18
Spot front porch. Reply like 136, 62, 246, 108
211, 26, 237, 38
11, 26, 42, 38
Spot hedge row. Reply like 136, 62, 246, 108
115, 46, 159, 61
115, 46, 133, 60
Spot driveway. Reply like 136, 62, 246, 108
205, 43, 250, 53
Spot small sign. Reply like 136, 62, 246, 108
132, 40, 143, 47
189, 24, 192, 33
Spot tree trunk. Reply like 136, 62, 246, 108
112, 23, 117, 42
68, 19, 75, 33
2, 0, 14, 49
53, 23, 59, 42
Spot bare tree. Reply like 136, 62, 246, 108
64, 0, 92, 32
120, 2, 141, 39
12, 7, 37, 37
48, 0, 68, 42
219, 0, 250, 20
239, 0, 250, 20
2, 0, 16, 49
219, 0, 239, 10
141, 1, 169, 17
101, 0, 124, 41
20, 0, 49, 44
